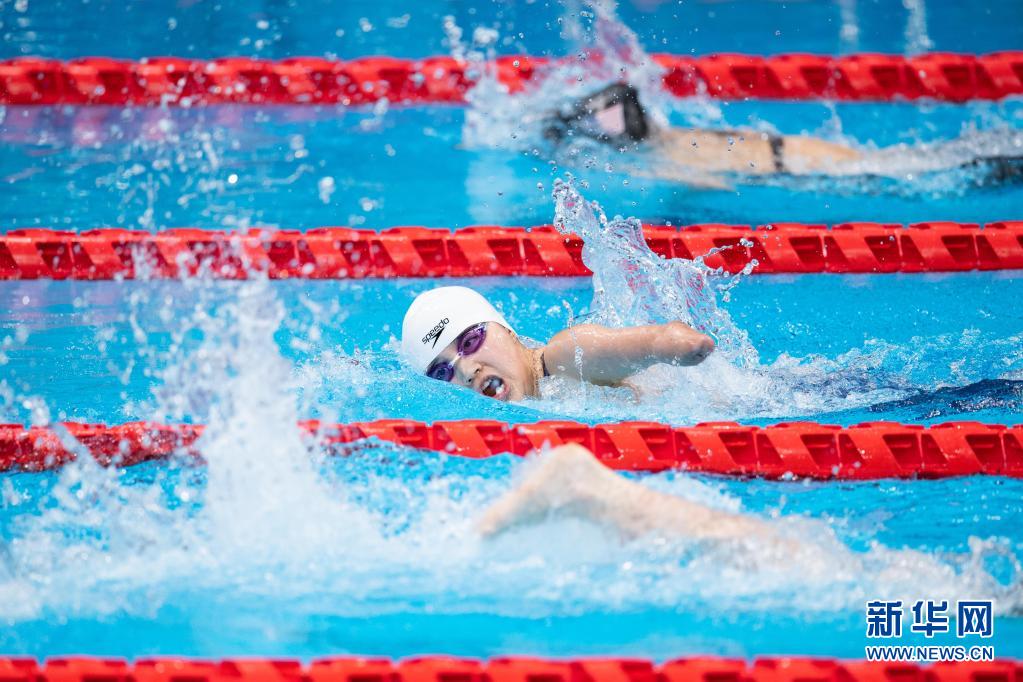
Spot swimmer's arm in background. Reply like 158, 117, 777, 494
641, 128, 734, 189
476, 443, 771, 541
542, 322, 715, 385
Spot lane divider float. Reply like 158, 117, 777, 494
1, 222, 1021, 279
3, 419, 1021, 479
2, 52, 1022, 105
0, 656, 1019, 682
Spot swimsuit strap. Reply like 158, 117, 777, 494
541, 351, 550, 378
768, 135, 787, 173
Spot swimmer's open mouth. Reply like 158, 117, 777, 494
480, 375, 506, 399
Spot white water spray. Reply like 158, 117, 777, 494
0, 276, 1020, 642
902, 0, 934, 56
540, 178, 1023, 423
837, 0, 860, 53
459, 0, 701, 153
552, 177, 758, 364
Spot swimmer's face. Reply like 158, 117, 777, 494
428, 323, 533, 402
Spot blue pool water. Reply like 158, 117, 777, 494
1, 0, 1023, 664
3, 103, 1023, 232
2, 0, 1022, 59
2, 453, 1022, 659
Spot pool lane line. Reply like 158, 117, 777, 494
1, 222, 1021, 279
0, 654, 1016, 678
2, 419, 1020, 479
2, 52, 1022, 105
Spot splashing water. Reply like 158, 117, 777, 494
460, 0, 707, 153
551, 177, 757, 364
540, 178, 1023, 422
902, 0, 934, 55
191, 281, 379, 557
837, 0, 861, 52
819, 128, 1023, 179
1, 276, 1022, 656
0, 3, 1021, 656
457, 0, 1021, 196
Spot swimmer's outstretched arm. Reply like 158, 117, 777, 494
476, 443, 769, 541
543, 322, 714, 385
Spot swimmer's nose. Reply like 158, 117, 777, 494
453, 357, 481, 386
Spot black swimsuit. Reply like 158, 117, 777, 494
768, 134, 787, 173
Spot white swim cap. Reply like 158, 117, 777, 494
401, 286, 512, 373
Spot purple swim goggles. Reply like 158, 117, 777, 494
425, 323, 487, 382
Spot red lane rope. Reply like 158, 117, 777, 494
2, 222, 1022, 279
0, 657, 1020, 682
2, 52, 1022, 105
3, 419, 1021, 479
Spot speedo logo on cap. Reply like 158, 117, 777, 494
422, 318, 449, 348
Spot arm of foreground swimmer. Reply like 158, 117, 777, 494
576, 472, 772, 541
543, 323, 715, 385
476, 444, 768, 541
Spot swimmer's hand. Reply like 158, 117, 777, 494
542, 322, 715, 386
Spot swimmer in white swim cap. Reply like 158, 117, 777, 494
401, 285, 715, 402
